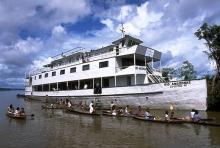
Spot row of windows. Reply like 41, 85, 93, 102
35, 61, 109, 80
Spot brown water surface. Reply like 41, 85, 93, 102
1, 90, 220, 148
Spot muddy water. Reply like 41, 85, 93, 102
1, 90, 220, 148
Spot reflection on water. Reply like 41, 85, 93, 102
1, 90, 220, 148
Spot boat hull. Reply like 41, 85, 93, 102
25, 79, 207, 110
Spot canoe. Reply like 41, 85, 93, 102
133, 116, 184, 124
65, 107, 101, 116
102, 111, 133, 117
41, 104, 66, 109
6, 112, 26, 119
181, 120, 220, 127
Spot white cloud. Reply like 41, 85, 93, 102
30, 56, 53, 70
14, 37, 43, 54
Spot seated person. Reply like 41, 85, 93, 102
134, 106, 143, 116
20, 108, 25, 115
112, 105, 117, 116
165, 110, 169, 121
144, 109, 155, 120
117, 107, 123, 115
190, 109, 195, 119
124, 105, 130, 115
14, 107, 20, 116
7, 104, 14, 113
193, 110, 201, 122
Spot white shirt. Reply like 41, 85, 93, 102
191, 111, 195, 119
68, 102, 71, 108
112, 110, 117, 116
89, 106, 94, 114
89, 102, 93, 108
14, 110, 19, 115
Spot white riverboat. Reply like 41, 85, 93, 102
24, 35, 207, 110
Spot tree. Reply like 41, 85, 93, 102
162, 68, 176, 81
179, 61, 196, 80
195, 23, 220, 110
195, 23, 220, 77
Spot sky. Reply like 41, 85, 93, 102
0, 0, 220, 88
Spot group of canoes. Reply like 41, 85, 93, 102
9, 98, 220, 126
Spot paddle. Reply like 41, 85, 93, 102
26, 114, 35, 117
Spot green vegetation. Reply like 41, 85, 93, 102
195, 23, 220, 111
0, 88, 24, 91
162, 60, 196, 81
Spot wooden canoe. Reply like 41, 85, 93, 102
65, 107, 101, 116
102, 112, 133, 117
180, 120, 220, 127
133, 116, 184, 124
6, 112, 26, 119
41, 104, 66, 109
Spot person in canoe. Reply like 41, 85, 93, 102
124, 105, 130, 115
67, 100, 72, 108
117, 106, 124, 115
112, 105, 117, 116
89, 105, 95, 114
165, 110, 169, 121
14, 107, 20, 116
193, 110, 202, 121
144, 109, 154, 120
134, 106, 144, 117
89, 101, 94, 109
7, 104, 14, 114
110, 101, 115, 111
20, 108, 25, 115
190, 109, 196, 119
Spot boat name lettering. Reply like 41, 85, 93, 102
164, 81, 190, 88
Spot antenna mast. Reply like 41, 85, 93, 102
120, 12, 125, 38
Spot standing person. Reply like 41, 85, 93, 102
67, 101, 72, 108
89, 105, 94, 114
89, 101, 94, 109
89, 101, 94, 112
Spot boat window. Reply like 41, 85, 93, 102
70, 67, 76, 73
34, 76, 36, 80
52, 71, 56, 76
82, 64, 90, 71
43, 84, 49, 91
60, 69, 65, 75
58, 82, 67, 90
50, 83, 57, 91
99, 61, 108, 68
39, 75, 42, 79
45, 73, 48, 78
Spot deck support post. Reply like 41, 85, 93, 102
114, 76, 117, 87
134, 54, 136, 85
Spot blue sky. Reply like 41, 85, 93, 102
0, 0, 219, 88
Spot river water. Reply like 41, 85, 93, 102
1, 90, 220, 148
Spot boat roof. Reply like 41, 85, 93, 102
112, 35, 143, 45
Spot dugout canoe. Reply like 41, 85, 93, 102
65, 107, 101, 116
133, 116, 184, 124
41, 104, 66, 109
6, 112, 26, 119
